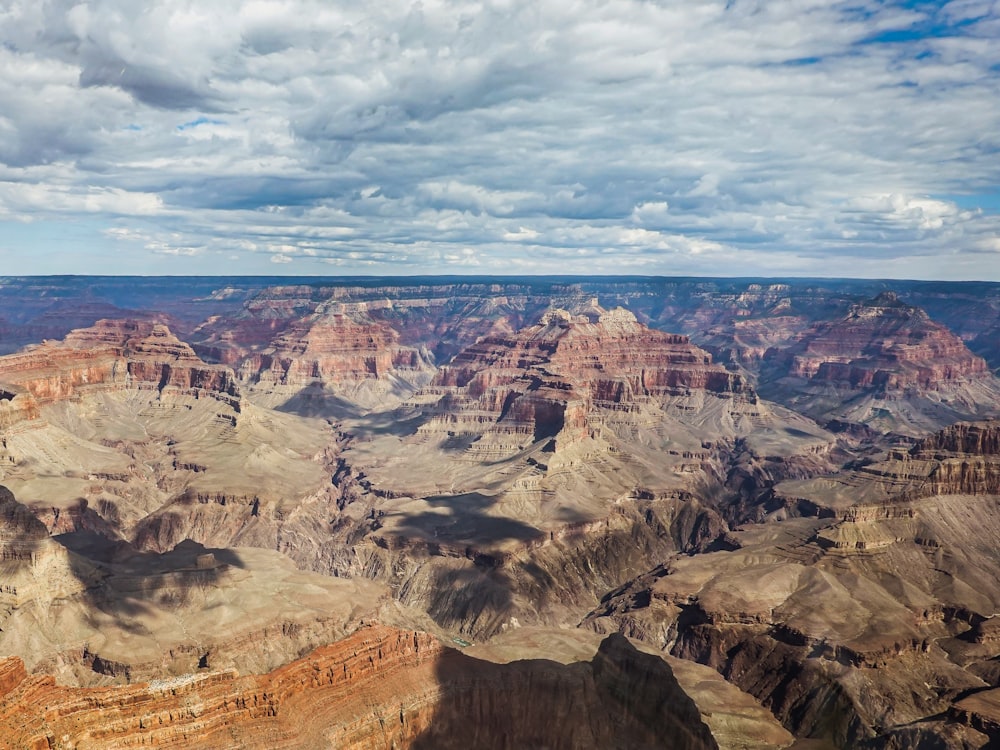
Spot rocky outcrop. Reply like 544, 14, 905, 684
0, 624, 718, 750
420, 306, 753, 458
758, 293, 1000, 434
0, 384, 39, 430
769, 292, 987, 388
950, 690, 1000, 746
585, 421, 1000, 747
767, 420, 1000, 517
234, 307, 435, 393
0, 319, 240, 408
914, 421, 1000, 456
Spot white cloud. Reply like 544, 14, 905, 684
503, 226, 539, 241
0, 0, 997, 277
847, 193, 971, 231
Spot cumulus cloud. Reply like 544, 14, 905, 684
0, 0, 998, 277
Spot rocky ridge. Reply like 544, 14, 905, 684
0, 319, 240, 412
228, 306, 437, 411
0, 623, 719, 750
419, 306, 752, 460
585, 421, 1000, 748
759, 293, 1000, 435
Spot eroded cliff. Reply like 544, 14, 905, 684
0, 624, 719, 750
759, 293, 1000, 435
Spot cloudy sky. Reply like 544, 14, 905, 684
1, 0, 999, 278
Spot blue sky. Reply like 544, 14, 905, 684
0, 0, 999, 278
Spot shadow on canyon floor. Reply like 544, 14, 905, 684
55, 529, 245, 631
391, 492, 544, 546
406, 630, 720, 750
1, 484, 245, 645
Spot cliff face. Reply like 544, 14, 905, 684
188, 285, 562, 409
0, 319, 240, 408
421, 306, 753, 458
232, 308, 436, 395
0, 624, 718, 750
190, 282, 557, 353
763, 419, 1000, 517
764, 293, 989, 389
758, 293, 1000, 434
914, 421, 1000, 456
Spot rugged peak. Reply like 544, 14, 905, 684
872, 290, 900, 305
597, 306, 639, 330
539, 307, 573, 327
426, 312, 754, 460
61, 318, 200, 361
537, 305, 639, 336
849, 291, 924, 321
759, 291, 997, 433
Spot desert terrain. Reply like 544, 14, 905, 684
2, 276, 1000, 748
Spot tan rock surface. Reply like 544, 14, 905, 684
584, 421, 1000, 747
468, 626, 796, 750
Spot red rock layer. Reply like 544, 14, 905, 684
424, 307, 752, 453
851, 420, 1000, 502
0, 320, 240, 407
914, 420, 1000, 456
765, 292, 989, 392
0, 625, 718, 750
189, 284, 574, 387
234, 308, 433, 388
899, 420, 1000, 500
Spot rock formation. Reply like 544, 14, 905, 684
758, 292, 1000, 435
0, 319, 240, 408
413, 305, 754, 462
0, 624, 719, 750
3, 277, 1000, 749
585, 421, 1000, 748
285, 306, 833, 640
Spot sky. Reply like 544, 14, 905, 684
0, 0, 999, 278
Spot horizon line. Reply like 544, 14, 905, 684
1, 274, 997, 285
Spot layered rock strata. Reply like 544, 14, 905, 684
0, 319, 240, 409
296, 308, 832, 640
418, 306, 752, 459
228, 307, 436, 408
0, 624, 719, 750
759, 292, 1000, 434
585, 421, 1000, 748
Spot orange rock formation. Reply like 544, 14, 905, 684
0, 624, 718, 750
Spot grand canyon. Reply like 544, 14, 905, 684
2, 275, 1000, 749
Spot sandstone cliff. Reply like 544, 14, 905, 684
0, 319, 241, 409
759, 292, 1000, 435
418, 306, 754, 461
229, 306, 437, 410
0, 624, 719, 750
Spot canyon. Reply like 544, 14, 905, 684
1, 276, 999, 748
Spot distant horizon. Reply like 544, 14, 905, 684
2, 273, 999, 285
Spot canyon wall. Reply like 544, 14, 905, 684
0, 624, 718, 750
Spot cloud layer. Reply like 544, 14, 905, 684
1, 0, 999, 277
